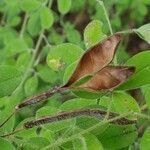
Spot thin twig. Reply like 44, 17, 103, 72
20, 13, 28, 38
97, 0, 113, 35
1, 128, 24, 138
0, 109, 17, 128
13, 32, 44, 95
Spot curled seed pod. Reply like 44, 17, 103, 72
64, 34, 122, 87
79, 66, 135, 92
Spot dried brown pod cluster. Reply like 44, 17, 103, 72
0, 33, 136, 132
64, 33, 135, 92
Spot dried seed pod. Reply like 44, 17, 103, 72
24, 109, 136, 129
79, 66, 135, 92
64, 34, 122, 87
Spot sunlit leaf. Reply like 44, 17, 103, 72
40, 7, 54, 29
57, 0, 72, 14
134, 23, 150, 44
84, 20, 106, 48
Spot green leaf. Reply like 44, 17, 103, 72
47, 43, 84, 71
16, 52, 32, 72
97, 124, 137, 150
0, 96, 21, 133
142, 85, 150, 109
134, 23, 150, 44
21, 137, 49, 150
64, 23, 81, 44
37, 65, 57, 83
36, 106, 60, 118
140, 127, 150, 150
0, 137, 15, 150
27, 11, 41, 36
118, 50, 150, 90
84, 20, 106, 48
112, 92, 140, 119
73, 75, 93, 87
119, 66, 150, 90
48, 30, 65, 45
5, 38, 28, 57
126, 50, 150, 72
57, 0, 72, 14
24, 76, 38, 96
7, 16, 21, 27
40, 7, 54, 29
60, 98, 98, 111
72, 89, 103, 99
66, 29, 81, 44
0, 66, 22, 97
15, 117, 37, 138
63, 61, 78, 85
73, 131, 103, 150
20, 0, 41, 13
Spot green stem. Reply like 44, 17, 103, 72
20, 14, 28, 38
134, 112, 150, 120
96, 0, 117, 65
13, 32, 43, 95
97, 0, 113, 35
117, 29, 135, 34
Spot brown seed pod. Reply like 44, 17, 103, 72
79, 66, 135, 92
64, 33, 122, 87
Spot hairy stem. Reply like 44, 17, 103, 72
97, 0, 113, 35
13, 32, 44, 95
20, 13, 28, 38
96, 0, 118, 66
